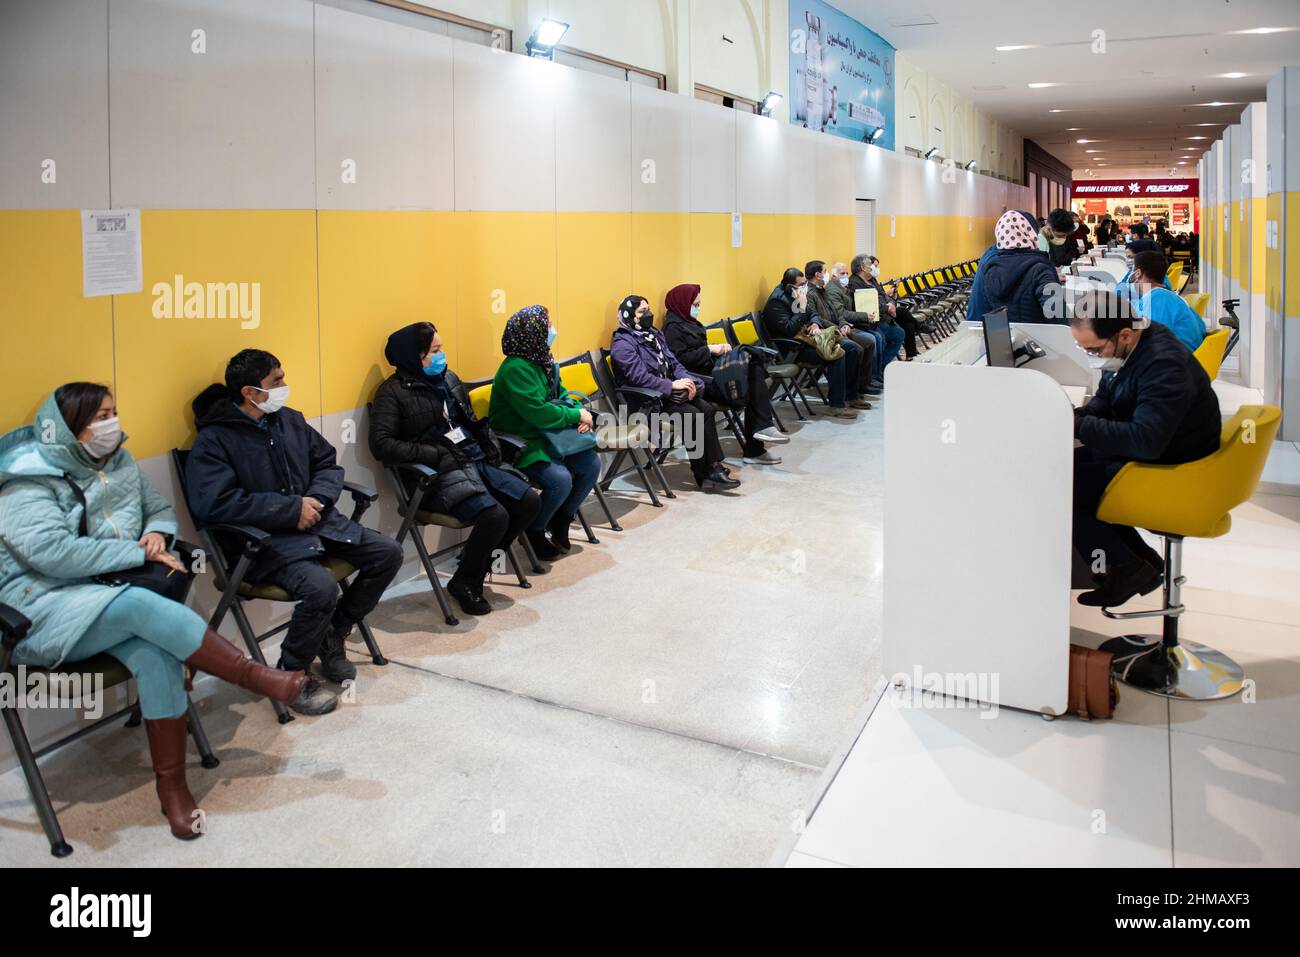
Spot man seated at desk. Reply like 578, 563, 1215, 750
1068, 291, 1220, 608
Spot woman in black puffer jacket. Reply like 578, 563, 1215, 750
369, 322, 540, 615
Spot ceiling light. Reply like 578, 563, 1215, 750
1217, 72, 1248, 79
1187, 136, 1208, 140
1049, 109, 1065, 113
1231, 27, 1293, 35
1027, 82, 1060, 89
1076, 138, 1095, 143
1085, 149, 1101, 153
995, 44, 1036, 51
1192, 101, 1241, 107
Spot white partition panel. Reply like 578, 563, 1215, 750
554, 65, 632, 213
314, 3, 454, 211
108, 0, 315, 209
882, 362, 1072, 715
629, 83, 691, 213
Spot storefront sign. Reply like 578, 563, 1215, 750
1070, 179, 1199, 197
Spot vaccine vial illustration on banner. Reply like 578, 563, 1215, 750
801, 11, 835, 132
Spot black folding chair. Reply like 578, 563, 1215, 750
171, 449, 387, 725
1, 594, 218, 857
750, 309, 823, 417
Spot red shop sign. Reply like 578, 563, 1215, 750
1070, 179, 1199, 198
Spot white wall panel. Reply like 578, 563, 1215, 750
736, 109, 783, 214
780, 125, 818, 215
0, 0, 111, 209
688, 98, 736, 214
452, 39, 555, 211
629, 83, 690, 213
315, 3, 454, 211
108, 0, 315, 209
554, 64, 632, 212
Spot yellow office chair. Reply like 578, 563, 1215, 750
1182, 291, 1210, 318
1193, 328, 1230, 381
1165, 261, 1184, 291
1095, 404, 1281, 699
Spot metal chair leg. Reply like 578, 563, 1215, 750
629, 449, 663, 507
1, 707, 72, 857
229, 601, 293, 724
339, 578, 388, 665
186, 699, 220, 769
519, 533, 546, 573
576, 506, 599, 544
410, 527, 460, 626
504, 542, 532, 588
591, 482, 623, 531
647, 449, 676, 499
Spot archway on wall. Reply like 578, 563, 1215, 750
900, 84, 924, 153
927, 93, 947, 157
949, 107, 967, 169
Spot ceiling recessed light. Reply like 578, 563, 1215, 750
995, 44, 1036, 51
1192, 101, 1241, 107
1231, 27, 1293, 35
1049, 109, 1065, 113
1187, 136, 1208, 140
1085, 149, 1101, 153
1217, 72, 1248, 79
1027, 82, 1060, 89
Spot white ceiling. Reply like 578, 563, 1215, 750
836, 0, 1300, 177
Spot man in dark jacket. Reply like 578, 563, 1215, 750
1069, 292, 1221, 608
983, 209, 1064, 324
1044, 208, 1080, 268
761, 267, 867, 417
186, 349, 403, 715
1127, 222, 1161, 255
805, 260, 875, 401
847, 255, 910, 365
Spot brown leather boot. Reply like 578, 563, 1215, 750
186, 629, 305, 703
145, 716, 202, 841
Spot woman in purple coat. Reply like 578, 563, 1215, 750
609, 295, 740, 492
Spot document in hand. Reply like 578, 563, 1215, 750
854, 287, 880, 320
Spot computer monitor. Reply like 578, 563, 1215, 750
982, 308, 1017, 368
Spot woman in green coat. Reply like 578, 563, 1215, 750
0, 384, 306, 840
487, 305, 601, 558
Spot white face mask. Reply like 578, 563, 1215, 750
1089, 355, 1126, 372
80, 417, 122, 459
838, 274, 850, 287
253, 384, 290, 414
869, 264, 880, 278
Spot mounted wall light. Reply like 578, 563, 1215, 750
964, 159, 976, 171
525, 17, 569, 59
868, 126, 886, 143
759, 91, 783, 116
923, 146, 939, 159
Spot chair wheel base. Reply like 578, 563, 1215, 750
50, 841, 73, 858
200, 755, 220, 769
1099, 635, 1245, 701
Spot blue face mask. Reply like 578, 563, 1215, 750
689, 304, 701, 319
547, 327, 557, 347
422, 352, 447, 376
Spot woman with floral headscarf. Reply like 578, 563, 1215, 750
981, 209, 1064, 325
488, 305, 600, 558
609, 294, 739, 492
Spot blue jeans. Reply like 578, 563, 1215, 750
523, 448, 601, 530
878, 323, 906, 372
68, 586, 207, 719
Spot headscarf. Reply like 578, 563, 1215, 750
617, 294, 671, 378
502, 305, 553, 366
995, 209, 1039, 251
384, 322, 432, 380
664, 283, 701, 325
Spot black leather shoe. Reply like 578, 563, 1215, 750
546, 512, 573, 552
447, 578, 492, 615
698, 468, 741, 492
1077, 559, 1163, 607
526, 529, 561, 560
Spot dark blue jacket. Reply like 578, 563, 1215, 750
965, 244, 999, 323
981, 248, 1062, 324
1074, 322, 1220, 465
185, 384, 364, 575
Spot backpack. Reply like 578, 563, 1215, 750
711, 349, 750, 409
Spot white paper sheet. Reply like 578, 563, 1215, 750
81, 208, 142, 297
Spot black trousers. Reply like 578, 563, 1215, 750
892, 306, 920, 358
842, 330, 877, 393
1072, 446, 1162, 575
795, 337, 862, 406
704, 361, 776, 456
663, 392, 725, 479
258, 528, 404, 671
447, 488, 541, 588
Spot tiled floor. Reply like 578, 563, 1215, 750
787, 476, 1300, 868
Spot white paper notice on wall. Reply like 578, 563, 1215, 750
731, 212, 742, 248
890, 215, 896, 238
81, 209, 142, 297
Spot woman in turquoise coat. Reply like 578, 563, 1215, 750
0, 383, 307, 840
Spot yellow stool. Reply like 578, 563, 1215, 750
1193, 328, 1230, 380
1094, 404, 1280, 699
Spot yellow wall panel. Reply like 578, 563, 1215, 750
1251, 197, 1267, 295
0, 211, 115, 433
113, 210, 321, 460
631, 212, 692, 322
317, 211, 458, 416
735, 213, 782, 315
453, 212, 557, 382
555, 212, 632, 361
688, 213, 740, 319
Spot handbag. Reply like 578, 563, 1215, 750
540, 390, 598, 459
710, 349, 750, 408
795, 325, 846, 361
62, 474, 195, 604
1066, 644, 1119, 719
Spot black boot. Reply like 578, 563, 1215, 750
546, 511, 573, 553
316, 619, 357, 683
1078, 558, 1163, 607
526, 528, 561, 560
447, 576, 492, 615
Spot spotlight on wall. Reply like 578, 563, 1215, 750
923, 146, 939, 159
868, 126, 886, 143
964, 159, 976, 171
759, 91, 783, 116
525, 17, 569, 59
